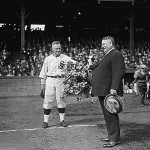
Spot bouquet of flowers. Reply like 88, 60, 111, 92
61, 61, 92, 101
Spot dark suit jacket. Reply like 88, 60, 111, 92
90, 49, 126, 97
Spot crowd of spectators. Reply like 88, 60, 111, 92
0, 29, 150, 77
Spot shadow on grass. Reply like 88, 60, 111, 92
67, 117, 104, 125
121, 122, 150, 144
66, 101, 102, 116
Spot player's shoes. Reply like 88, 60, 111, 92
60, 120, 68, 127
42, 122, 48, 129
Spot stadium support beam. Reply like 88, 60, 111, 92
17, 5, 30, 53
96, 0, 134, 5
132, 0, 134, 5
98, 0, 133, 2
129, 6, 135, 63
20, 6, 25, 52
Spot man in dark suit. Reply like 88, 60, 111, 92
89, 36, 126, 148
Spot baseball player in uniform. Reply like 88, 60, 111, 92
39, 41, 76, 128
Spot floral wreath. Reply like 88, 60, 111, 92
60, 61, 92, 102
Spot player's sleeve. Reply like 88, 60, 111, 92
66, 55, 76, 64
39, 58, 48, 79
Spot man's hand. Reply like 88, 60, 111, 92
110, 89, 117, 95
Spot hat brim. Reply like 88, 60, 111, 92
104, 94, 124, 114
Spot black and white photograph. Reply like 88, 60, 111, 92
0, 0, 150, 149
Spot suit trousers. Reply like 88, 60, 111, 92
98, 96, 120, 142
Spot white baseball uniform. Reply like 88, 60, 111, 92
39, 54, 76, 109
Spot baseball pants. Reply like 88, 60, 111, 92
43, 77, 66, 109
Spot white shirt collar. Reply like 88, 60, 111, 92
105, 47, 114, 55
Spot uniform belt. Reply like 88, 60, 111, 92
47, 75, 65, 78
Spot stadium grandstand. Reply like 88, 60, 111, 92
0, 0, 150, 77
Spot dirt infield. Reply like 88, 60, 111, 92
1, 77, 150, 150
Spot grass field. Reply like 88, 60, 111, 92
0, 77, 150, 150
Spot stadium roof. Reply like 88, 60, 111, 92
0, 0, 149, 28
